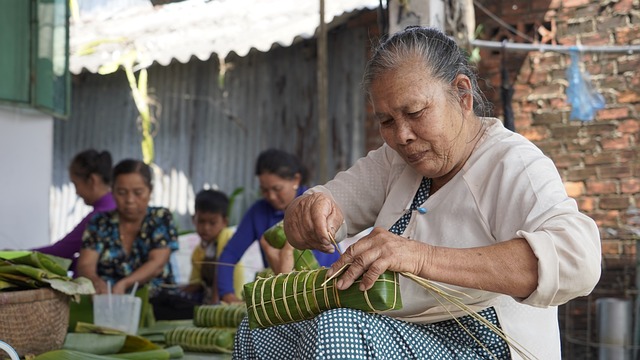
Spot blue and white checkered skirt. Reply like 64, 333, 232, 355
233, 307, 510, 359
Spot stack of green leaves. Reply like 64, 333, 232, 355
0, 251, 94, 298
244, 267, 403, 329
263, 220, 320, 271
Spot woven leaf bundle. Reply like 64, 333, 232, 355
244, 267, 402, 329
164, 326, 236, 353
193, 303, 246, 328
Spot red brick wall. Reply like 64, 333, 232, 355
474, 1, 639, 356
475, 0, 640, 259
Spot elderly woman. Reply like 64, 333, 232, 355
233, 26, 601, 359
77, 159, 178, 296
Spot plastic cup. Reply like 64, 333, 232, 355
92, 294, 141, 334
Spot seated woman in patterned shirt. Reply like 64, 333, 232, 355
77, 159, 178, 297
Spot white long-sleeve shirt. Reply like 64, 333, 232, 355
309, 118, 601, 359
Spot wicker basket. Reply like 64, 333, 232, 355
0, 288, 70, 357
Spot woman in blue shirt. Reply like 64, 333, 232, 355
217, 149, 340, 303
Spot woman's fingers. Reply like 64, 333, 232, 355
331, 238, 378, 290
285, 193, 341, 252
329, 228, 424, 291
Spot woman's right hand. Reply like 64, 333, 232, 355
283, 193, 343, 254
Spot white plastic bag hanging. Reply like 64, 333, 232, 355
565, 50, 605, 122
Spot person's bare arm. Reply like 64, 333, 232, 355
259, 236, 294, 274
76, 248, 109, 294
329, 227, 538, 299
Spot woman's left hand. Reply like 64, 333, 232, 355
112, 280, 129, 294
328, 227, 431, 291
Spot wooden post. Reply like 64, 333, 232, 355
317, 0, 329, 183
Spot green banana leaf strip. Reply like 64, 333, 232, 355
63, 333, 127, 355
75, 322, 161, 353
110, 345, 184, 359
69, 294, 94, 332
0, 251, 71, 276
135, 284, 155, 329
0, 263, 66, 281
0, 251, 31, 259
0, 272, 43, 288
32, 346, 184, 360
76, 321, 129, 335
0, 279, 17, 290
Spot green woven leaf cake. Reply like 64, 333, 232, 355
244, 267, 402, 329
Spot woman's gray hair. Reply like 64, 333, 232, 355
363, 26, 490, 117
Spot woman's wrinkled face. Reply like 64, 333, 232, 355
113, 173, 151, 221
258, 173, 300, 211
371, 58, 469, 179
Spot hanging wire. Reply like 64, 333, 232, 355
471, 0, 640, 54
470, 40, 640, 54
473, 0, 535, 42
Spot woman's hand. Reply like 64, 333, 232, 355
112, 280, 130, 295
92, 278, 110, 294
327, 227, 431, 291
284, 193, 344, 253
259, 235, 294, 274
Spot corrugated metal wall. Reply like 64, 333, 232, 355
50, 25, 370, 240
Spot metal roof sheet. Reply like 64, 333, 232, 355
70, 0, 379, 74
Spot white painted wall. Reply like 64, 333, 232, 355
0, 106, 53, 249
388, 0, 445, 34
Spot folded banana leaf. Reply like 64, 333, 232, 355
0, 250, 71, 276
75, 322, 160, 353
44, 276, 95, 296
32, 345, 184, 360
63, 333, 127, 355
244, 267, 402, 329
0, 278, 17, 290
0, 264, 94, 297
0, 272, 41, 288
0, 263, 63, 280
